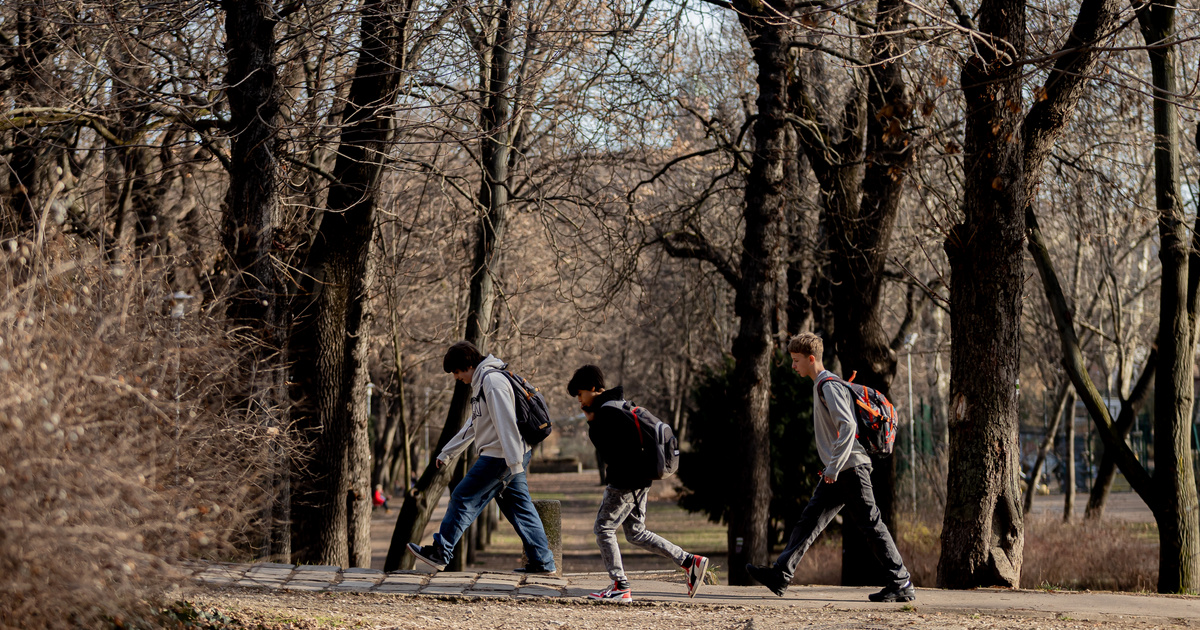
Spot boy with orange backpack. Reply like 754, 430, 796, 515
745, 332, 915, 602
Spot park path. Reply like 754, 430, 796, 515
188, 561, 1199, 625
192, 478, 1186, 626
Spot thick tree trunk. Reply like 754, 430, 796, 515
937, 0, 1026, 589
221, 0, 289, 561
1139, 0, 1200, 593
722, 8, 791, 586
290, 0, 407, 567
827, 0, 913, 586
384, 0, 513, 571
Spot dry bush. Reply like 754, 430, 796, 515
1020, 515, 1158, 592
0, 247, 281, 629
890, 510, 1158, 592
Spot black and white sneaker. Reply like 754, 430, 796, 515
406, 542, 448, 571
745, 563, 789, 597
686, 555, 709, 598
586, 581, 632, 603
869, 579, 915, 602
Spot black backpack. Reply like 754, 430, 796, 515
816, 371, 897, 457
601, 400, 680, 479
478, 368, 553, 446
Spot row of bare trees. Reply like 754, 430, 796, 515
2, 0, 1197, 593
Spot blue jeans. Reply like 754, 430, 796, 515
432, 451, 555, 570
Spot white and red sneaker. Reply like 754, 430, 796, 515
686, 555, 709, 598
586, 581, 632, 603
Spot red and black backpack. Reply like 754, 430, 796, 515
816, 371, 898, 457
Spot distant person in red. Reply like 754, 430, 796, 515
373, 484, 390, 515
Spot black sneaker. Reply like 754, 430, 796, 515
745, 564, 788, 597
406, 542, 448, 571
869, 579, 915, 602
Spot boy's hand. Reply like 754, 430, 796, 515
818, 471, 835, 484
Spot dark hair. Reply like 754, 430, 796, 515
443, 341, 484, 373
567, 364, 605, 396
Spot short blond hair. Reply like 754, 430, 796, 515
788, 332, 823, 358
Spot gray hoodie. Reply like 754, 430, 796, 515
813, 370, 872, 481
437, 355, 531, 477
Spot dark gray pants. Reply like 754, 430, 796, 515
594, 486, 688, 583
775, 464, 910, 586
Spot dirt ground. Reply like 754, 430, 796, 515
184, 589, 1195, 630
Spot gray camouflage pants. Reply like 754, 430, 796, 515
594, 486, 689, 584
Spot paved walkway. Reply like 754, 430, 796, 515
189, 562, 1200, 624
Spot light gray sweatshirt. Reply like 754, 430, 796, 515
437, 355, 531, 477
814, 370, 872, 481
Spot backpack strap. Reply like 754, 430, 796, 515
816, 374, 844, 405
601, 399, 644, 446
474, 367, 513, 403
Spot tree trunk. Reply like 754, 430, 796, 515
372, 394, 398, 492
825, 0, 913, 586
1023, 384, 1072, 515
1064, 393, 1076, 521
384, 0, 514, 571
1027, 200, 1198, 593
221, 0, 289, 561
937, 0, 1026, 589
1138, 0, 1200, 593
5, 5, 58, 236
1009, 0, 1142, 522
290, 0, 408, 567
722, 6, 792, 586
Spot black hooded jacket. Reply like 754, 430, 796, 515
586, 386, 653, 490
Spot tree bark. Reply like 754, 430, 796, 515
290, 0, 409, 567
384, 0, 514, 571
937, 0, 1026, 589
807, 0, 913, 586
1137, 0, 1200, 593
221, 0, 289, 561
718, 4, 793, 586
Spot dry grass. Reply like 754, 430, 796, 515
1020, 515, 1158, 592
0, 245, 281, 628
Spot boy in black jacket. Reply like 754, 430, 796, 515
567, 365, 708, 603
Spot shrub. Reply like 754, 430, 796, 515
0, 250, 281, 628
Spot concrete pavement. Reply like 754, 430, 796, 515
189, 562, 1199, 624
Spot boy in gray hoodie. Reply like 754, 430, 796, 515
406, 341, 556, 573
745, 332, 914, 602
